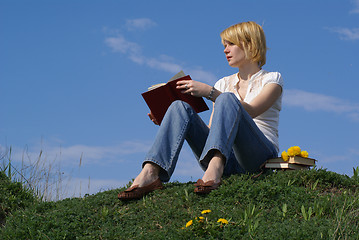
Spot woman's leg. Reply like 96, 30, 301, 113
200, 92, 277, 176
132, 100, 210, 187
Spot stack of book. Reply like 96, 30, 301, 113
264, 156, 316, 170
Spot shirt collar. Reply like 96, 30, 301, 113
233, 69, 264, 86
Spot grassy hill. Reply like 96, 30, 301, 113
1, 168, 358, 239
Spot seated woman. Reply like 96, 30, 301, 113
118, 21, 283, 200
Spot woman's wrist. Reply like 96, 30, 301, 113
206, 86, 215, 101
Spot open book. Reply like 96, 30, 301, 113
141, 71, 209, 125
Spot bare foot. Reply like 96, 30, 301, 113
201, 151, 225, 184
131, 162, 160, 188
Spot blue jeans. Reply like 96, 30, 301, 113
144, 92, 278, 182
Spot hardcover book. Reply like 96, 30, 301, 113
267, 156, 316, 166
264, 162, 310, 170
141, 71, 209, 125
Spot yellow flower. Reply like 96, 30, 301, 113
293, 146, 301, 155
287, 147, 295, 157
185, 220, 193, 227
217, 218, 229, 224
300, 151, 309, 158
281, 151, 289, 161
201, 210, 211, 214
196, 216, 205, 222
287, 146, 301, 156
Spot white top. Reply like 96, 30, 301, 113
214, 69, 283, 152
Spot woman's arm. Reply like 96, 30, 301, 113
177, 79, 281, 121
176, 80, 222, 128
176, 80, 221, 101
240, 83, 282, 118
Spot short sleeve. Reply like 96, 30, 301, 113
214, 77, 226, 92
262, 72, 283, 89
213, 73, 237, 93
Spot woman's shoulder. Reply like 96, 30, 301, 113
259, 70, 283, 86
215, 73, 238, 85
261, 70, 282, 79
214, 73, 238, 92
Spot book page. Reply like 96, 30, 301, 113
148, 83, 166, 91
168, 70, 185, 81
147, 70, 186, 90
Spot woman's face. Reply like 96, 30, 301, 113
223, 40, 247, 68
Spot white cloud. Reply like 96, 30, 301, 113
313, 148, 359, 177
2, 140, 152, 200
61, 177, 128, 199
33, 176, 129, 201
105, 35, 142, 56
7, 140, 152, 167
146, 57, 183, 73
284, 89, 359, 121
326, 1, 359, 40
349, 148, 359, 156
125, 18, 157, 31
188, 68, 217, 84
173, 147, 204, 180
350, 0, 359, 14
104, 34, 216, 83
327, 27, 359, 40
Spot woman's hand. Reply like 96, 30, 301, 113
176, 80, 212, 98
148, 112, 159, 125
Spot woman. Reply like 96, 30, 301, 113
118, 21, 283, 200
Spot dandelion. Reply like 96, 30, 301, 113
292, 146, 301, 155
217, 218, 229, 224
201, 209, 211, 214
185, 220, 193, 227
287, 147, 295, 156
287, 146, 301, 156
300, 151, 309, 158
281, 151, 289, 161
196, 216, 205, 222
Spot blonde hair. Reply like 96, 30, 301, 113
220, 21, 267, 67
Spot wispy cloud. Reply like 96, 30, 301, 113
105, 35, 142, 58
313, 146, 359, 177
325, 1, 359, 40
7, 140, 152, 167
125, 18, 157, 31
284, 89, 359, 121
350, 0, 359, 14
326, 27, 359, 40
173, 147, 204, 180
104, 20, 217, 84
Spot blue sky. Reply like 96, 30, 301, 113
1, 0, 359, 199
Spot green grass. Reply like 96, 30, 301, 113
0, 172, 36, 227
0, 168, 358, 239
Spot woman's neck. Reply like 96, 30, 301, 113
237, 62, 261, 81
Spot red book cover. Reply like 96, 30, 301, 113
141, 75, 209, 125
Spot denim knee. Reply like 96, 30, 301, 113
167, 100, 194, 117
168, 100, 186, 111
215, 92, 238, 106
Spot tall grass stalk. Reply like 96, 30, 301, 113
1, 145, 86, 201
332, 195, 359, 239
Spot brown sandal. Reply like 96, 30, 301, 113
194, 179, 221, 194
118, 178, 163, 200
